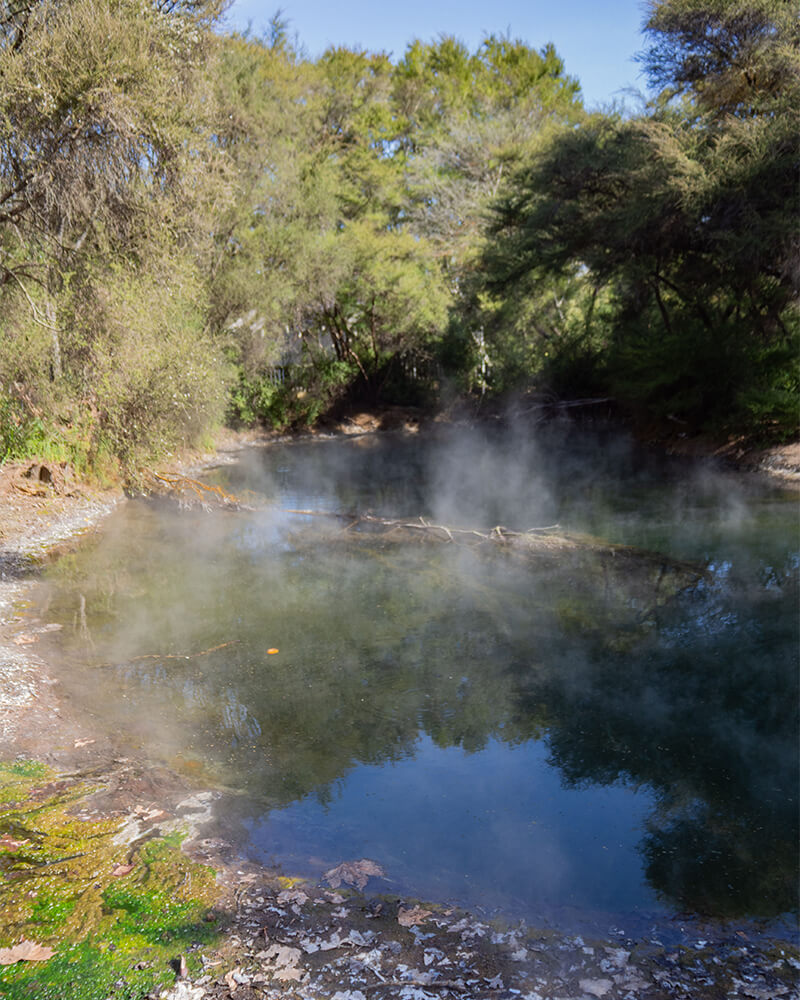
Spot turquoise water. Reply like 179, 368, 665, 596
41, 425, 799, 931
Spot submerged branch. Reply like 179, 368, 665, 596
92, 641, 240, 670
138, 471, 255, 511
283, 508, 711, 603
285, 509, 563, 545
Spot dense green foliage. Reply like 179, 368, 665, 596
211, 24, 582, 427
0, 0, 232, 470
482, 0, 799, 433
0, 0, 795, 473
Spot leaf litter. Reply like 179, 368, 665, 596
323, 858, 386, 890
0, 758, 796, 999
179, 859, 800, 1000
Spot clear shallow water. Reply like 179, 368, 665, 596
40, 425, 799, 931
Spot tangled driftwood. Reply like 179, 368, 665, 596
284, 508, 710, 612
285, 509, 564, 545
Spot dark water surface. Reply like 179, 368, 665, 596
40, 425, 799, 934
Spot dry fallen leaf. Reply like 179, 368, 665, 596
263, 943, 301, 970
579, 979, 614, 998
0, 834, 29, 851
397, 906, 432, 927
12, 634, 38, 645
323, 858, 386, 891
274, 966, 303, 982
224, 970, 238, 994
73, 738, 95, 748
0, 940, 55, 965
131, 805, 168, 822
277, 889, 309, 906
111, 862, 135, 878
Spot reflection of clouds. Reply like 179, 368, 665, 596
244, 736, 651, 915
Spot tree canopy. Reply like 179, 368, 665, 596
480, 0, 798, 429
0, 0, 796, 473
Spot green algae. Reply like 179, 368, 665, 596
0, 759, 223, 1000
0, 761, 49, 807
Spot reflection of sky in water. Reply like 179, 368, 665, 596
245, 735, 654, 919
40, 427, 800, 929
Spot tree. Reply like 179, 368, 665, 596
0, 0, 231, 467
403, 36, 582, 268
210, 32, 453, 424
394, 35, 584, 393
639, 0, 800, 117
480, 0, 799, 432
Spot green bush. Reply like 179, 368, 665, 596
62, 258, 231, 469
608, 306, 800, 440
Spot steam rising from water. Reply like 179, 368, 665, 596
39, 423, 799, 928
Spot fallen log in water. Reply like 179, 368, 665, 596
284, 509, 711, 611
137, 471, 256, 511
286, 508, 564, 544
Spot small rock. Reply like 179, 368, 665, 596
159, 983, 205, 1000
579, 978, 614, 998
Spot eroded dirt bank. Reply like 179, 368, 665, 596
0, 432, 798, 1000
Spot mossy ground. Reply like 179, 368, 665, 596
0, 760, 223, 1000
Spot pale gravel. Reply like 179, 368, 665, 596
0, 493, 119, 740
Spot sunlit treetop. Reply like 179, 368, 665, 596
638, 0, 800, 116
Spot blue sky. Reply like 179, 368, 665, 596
223, 1, 651, 110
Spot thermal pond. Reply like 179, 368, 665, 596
38, 424, 799, 938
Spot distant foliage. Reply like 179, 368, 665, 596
209, 29, 583, 426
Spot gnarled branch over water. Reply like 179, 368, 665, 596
284, 508, 711, 608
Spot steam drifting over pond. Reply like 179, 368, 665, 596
39, 423, 799, 933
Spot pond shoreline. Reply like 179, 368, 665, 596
0, 424, 798, 999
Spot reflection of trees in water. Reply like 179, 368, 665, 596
525, 579, 799, 918
44, 505, 799, 920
